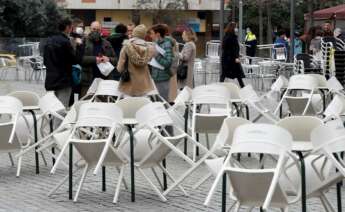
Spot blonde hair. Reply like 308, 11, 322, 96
183, 28, 197, 42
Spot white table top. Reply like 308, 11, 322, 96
23, 106, 40, 111
292, 141, 313, 152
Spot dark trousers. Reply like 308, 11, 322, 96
220, 74, 245, 88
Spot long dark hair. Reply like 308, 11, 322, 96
224, 22, 236, 35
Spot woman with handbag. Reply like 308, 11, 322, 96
220, 22, 245, 88
177, 28, 197, 89
116, 24, 156, 96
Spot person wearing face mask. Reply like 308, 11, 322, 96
44, 18, 84, 108
220, 22, 245, 88
80, 21, 117, 97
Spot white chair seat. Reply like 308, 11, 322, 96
292, 141, 313, 152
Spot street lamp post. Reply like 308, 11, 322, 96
290, 0, 295, 62
239, 0, 243, 43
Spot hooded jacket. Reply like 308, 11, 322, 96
117, 38, 156, 96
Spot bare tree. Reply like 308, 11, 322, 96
134, 0, 189, 24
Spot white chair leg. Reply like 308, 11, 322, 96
40, 151, 48, 166
205, 133, 210, 149
158, 164, 188, 196
320, 194, 336, 212
73, 164, 89, 202
115, 167, 128, 190
113, 165, 125, 204
234, 202, 241, 212
8, 152, 14, 166
137, 167, 167, 202
281, 207, 288, 212
51, 141, 70, 174
192, 172, 212, 189
16, 156, 23, 177
151, 167, 164, 190
47, 167, 81, 197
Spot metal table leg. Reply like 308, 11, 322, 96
296, 151, 307, 212
49, 117, 55, 165
162, 159, 167, 190
29, 110, 39, 174
69, 143, 73, 200
128, 125, 135, 202
221, 173, 227, 212
102, 166, 106, 192
184, 105, 189, 155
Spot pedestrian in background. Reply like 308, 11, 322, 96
149, 24, 174, 101
117, 24, 156, 96
220, 22, 245, 88
44, 18, 84, 107
80, 21, 117, 97
178, 27, 197, 89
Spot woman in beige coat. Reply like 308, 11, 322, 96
117, 25, 156, 96
178, 28, 197, 89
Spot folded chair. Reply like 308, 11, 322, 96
50, 102, 127, 203
128, 102, 210, 201
163, 117, 251, 196
205, 124, 300, 211
91, 80, 121, 103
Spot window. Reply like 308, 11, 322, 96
104, 17, 112, 22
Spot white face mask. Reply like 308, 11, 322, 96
235, 28, 239, 33
75, 27, 84, 35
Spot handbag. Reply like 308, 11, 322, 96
121, 54, 130, 82
177, 62, 188, 80
71, 64, 82, 85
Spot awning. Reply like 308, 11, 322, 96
306, 4, 345, 20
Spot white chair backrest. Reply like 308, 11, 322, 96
136, 102, 173, 128
287, 74, 318, 90
311, 121, 345, 151
271, 75, 288, 92
8, 91, 40, 107
192, 84, 231, 104
94, 80, 120, 97
231, 124, 292, 155
39, 92, 65, 115
239, 84, 261, 103
324, 95, 345, 118
218, 82, 241, 99
213, 117, 251, 151
76, 103, 123, 128
115, 97, 151, 119
327, 76, 344, 92
0, 96, 23, 115
87, 78, 103, 95
206, 41, 221, 58
174, 86, 192, 104
277, 116, 323, 141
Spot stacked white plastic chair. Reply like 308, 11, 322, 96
91, 80, 121, 103
50, 102, 127, 203
130, 102, 209, 201
0, 96, 28, 177
205, 124, 300, 211
274, 74, 319, 116
191, 84, 232, 160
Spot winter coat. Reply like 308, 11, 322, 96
117, 38, 156, 96
43, 33, 83, 91
151, 37, 174, 82
221, 33, 245, 79
107, 33, 128, 58
81, 38, 117, 87
178, 41, 196, 88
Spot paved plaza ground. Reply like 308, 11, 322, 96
0, 79, 344, 212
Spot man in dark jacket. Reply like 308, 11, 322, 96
44, 18, 83, 107
81, 21, 117, 96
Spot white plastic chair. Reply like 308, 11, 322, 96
205, 124, 299, 211
91, 80, 121, 103
274, 74, 319, 116
163, 117, 251, 196
50, 102, 127, 203
277, 116, 324, 152
191, 84, 232, 160
81, 78, 103, 100
239, 84, 280, 123
131, 102, 209, 201
0, 96, 28, 176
